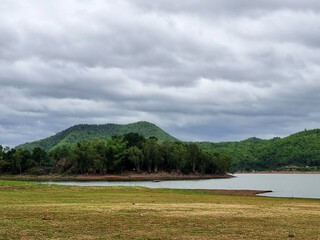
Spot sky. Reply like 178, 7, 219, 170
1, 0, 320, 147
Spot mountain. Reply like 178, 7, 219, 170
16, 122, 320, 171
17, 121, 178, 151
197, 129, 320, 171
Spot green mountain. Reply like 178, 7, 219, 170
197, 129, 320, 171
17, 121, 178, 151
16, 121, 320, 171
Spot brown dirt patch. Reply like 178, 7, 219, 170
192, 189, 272, 196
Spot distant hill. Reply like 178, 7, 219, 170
16, 122, 320, 171
17, 121, 178, 151
197, 129, 320, 171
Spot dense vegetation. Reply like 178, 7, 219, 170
17, 121, 178, 151
5, 122, 320, 173
0, 133, 231, 175
197, 129, 320, 171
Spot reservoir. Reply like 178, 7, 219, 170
43, 173, 320, 199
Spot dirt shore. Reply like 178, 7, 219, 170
193, 189, 273, 196
0, 171, 233, 181
236, 171, 320, 174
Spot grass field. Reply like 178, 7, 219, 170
0, 180, 319, 240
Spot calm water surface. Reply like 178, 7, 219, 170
42, 174, 320, 199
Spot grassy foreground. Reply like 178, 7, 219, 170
0, 181, 319, 240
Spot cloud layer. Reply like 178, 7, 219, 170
1, 0, 320, 146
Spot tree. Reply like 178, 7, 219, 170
187, 143, 200, 173
160, 141, 172, 171
126, 146, 143, 172
32, 147, 48, 166
216, 153, 232, 174
208, 153, 232, 175
0, 145, 10, 173
198, 151, 211, 174
91, 138, 107, 174
142, 138, 162, 172
105, 137, 127, 173
169, 143, 187, 173
49, 145, 73, 173
72, 141, 95, 174
0, 145, 3, 160
123, 133, 145, 149
10, 149, 33, 174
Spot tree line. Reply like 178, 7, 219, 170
198, 129, 320, 172
0, 133, 231, 175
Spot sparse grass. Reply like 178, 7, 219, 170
0, 179, 40, 186
0, 180, 319, 239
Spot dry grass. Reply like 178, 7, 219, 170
0, 181, 319, 240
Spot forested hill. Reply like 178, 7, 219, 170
197, 129, 320, 171
17, 121, 178, 151
14, 122, 320, 171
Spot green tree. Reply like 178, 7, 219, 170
49, 145, 73, 173
91, 138, 107, 174
210, 153, 232, 175
169, 143, 187, 173
32, 147, 48, 166
123, 133, 145, 149
105, 137, 127, 173
126, 146, 143, 172
0, 145, 3, 160
142, 138, 162, 172
187, 143, 200, 173
160, 141, 173, 171
198, 151, 211, 174
0, 145, 10, 173
9, 149, 33, 174
72, 140, 95, 174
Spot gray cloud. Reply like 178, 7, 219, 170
1, 0, 320, 146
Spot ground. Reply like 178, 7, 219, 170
0, 180, 319, 240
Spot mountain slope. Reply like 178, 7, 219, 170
16, 122, 320, 171
17, 121, 178, 150
197, 129, 320, 171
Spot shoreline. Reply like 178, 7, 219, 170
0, 172, 233, 182
236, 171, 320, 174
192, 189, 273, 196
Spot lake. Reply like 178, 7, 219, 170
42, 173, 320, 199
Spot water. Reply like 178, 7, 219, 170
42, 173, 320, 199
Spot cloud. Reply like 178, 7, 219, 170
1, 0, 320, 146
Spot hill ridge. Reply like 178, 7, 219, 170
17, 121, 178, 150
197, 128, 320, 171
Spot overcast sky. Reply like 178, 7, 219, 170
1, 0, 320, 147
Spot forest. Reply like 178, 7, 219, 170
4, 122, 320, 174
0, 133, 231, 175
198, 129, 320, 171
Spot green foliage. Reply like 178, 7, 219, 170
72, 140, 96, 174
11, 122, 320, 173
32, 147, 50, 166
105, 137, 127, 173
142, 138, 162, 172
17, 121, 178, 151
125, 146, 143, 172
169, 142, 187, 173
123, 133, 146, 148
0, 145, 3, 160
186, 143, 201, 173
197, 129, 320, 171
0, 134, 231, 175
